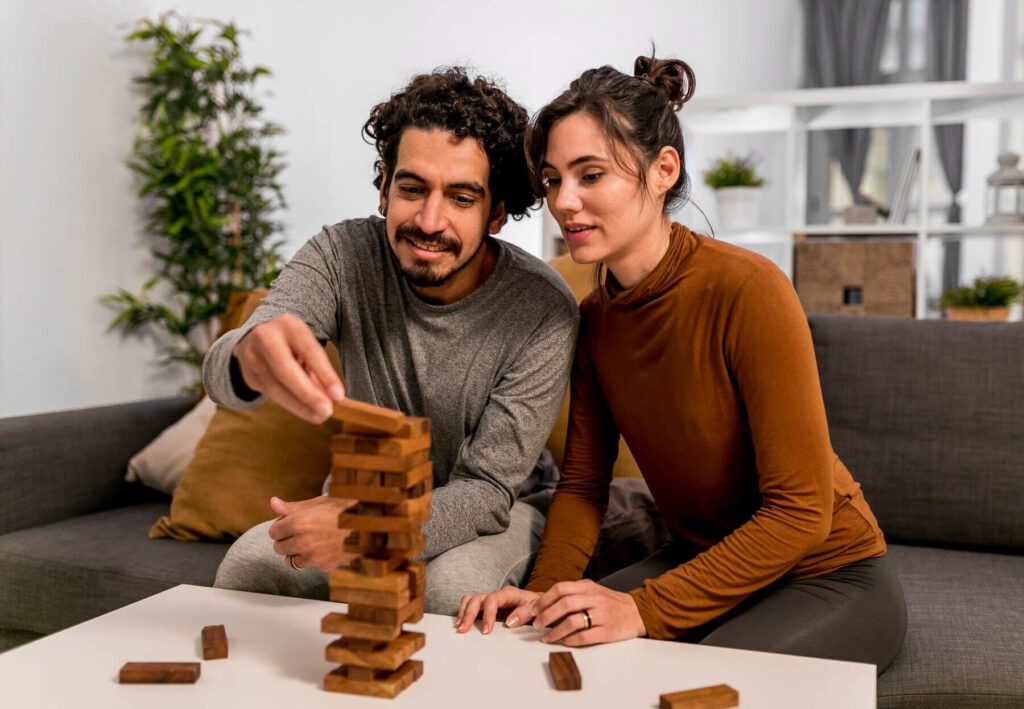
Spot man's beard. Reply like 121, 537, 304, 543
395, 225, 483, 288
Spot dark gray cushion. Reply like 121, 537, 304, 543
0, 397, 195, 535
585, 478, 671, 580
0, 503, 227, 637
810, 315, 1024, 550
878, 544, 1024, 708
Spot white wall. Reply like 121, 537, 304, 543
0, 0, 803, 416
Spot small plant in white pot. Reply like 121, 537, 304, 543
704, 153, 765, 231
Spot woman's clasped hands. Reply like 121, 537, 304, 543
454, 579, 647, 647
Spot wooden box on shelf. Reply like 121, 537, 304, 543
793, 240, 914, 317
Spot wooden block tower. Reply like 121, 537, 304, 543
321, 398, 431, 699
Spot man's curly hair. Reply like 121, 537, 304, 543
363, 68, 539, 219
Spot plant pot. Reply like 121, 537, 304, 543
943, 307, 1011, 321
714, 186, 762, 231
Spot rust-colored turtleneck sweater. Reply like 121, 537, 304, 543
527, 224, 886, 640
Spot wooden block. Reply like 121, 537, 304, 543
404, 561, 426, 599
326, 632, 425, 671
344, 597, 422, 627
356, 554, 405, 577
381, 461, 432, 489
344, 665, 376, 681
344, 417, 430, 439
329, 567, 412, 593
118, 662, 201, 684
322, 612, 402, 642
329, 585, 411, 609
323, 659, 423, 698
332, 448, 429, 473
385, 491, 431, 518
344, 531, 425, 557
659, 684, 739, 709
331, 433, 431, 458
338, 511, 426, 534
328, 483, 408, 505
331, 469, 381, 486
201, 624, 228, 660
330, 399, 406, 434
549, 651, 581, 691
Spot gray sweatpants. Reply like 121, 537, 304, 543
214, 501, 545, 616
600, 548, 907, 675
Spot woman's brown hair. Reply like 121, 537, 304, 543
525, 52, 696, 213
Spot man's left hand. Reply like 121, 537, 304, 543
268, 495, 356, 571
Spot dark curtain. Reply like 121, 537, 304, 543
804, 0, 892, 204
928, 0, 968, 292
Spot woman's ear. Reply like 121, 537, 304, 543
650, 146, 681, 199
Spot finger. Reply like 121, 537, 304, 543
542, 609, 589, 644
271, 496, 325, 517
268, 514, 296, 541
457, 596, 485, 634
289, 327, 345, 401
281, 552, 309, 571
506, 600, 538, 628
255, 366, 331, 424
534, 592, 590, 630
536, 580, 591, 615
481, 594, 506, 634
254, 329, 334, 421
456, 595, 473, 628
558, 627, 603, 648
272, 536, 300, 556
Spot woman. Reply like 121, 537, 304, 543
455, 55, 907, 672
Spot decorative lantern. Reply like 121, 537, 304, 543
986, 152, 1024, 224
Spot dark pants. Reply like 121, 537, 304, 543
600, 547, 907, 675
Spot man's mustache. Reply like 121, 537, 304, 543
396, 225, 461, 256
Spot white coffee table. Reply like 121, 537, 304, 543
0, 584, 875, 707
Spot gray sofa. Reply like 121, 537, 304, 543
1, 315, 1022, 707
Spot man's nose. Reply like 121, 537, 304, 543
414, 192, 449, 235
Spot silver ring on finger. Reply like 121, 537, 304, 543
581, 609, 592, 630
287, 554, 302, 571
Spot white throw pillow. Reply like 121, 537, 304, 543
126, 396, 217, 494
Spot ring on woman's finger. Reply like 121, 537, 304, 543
581, 609, 593, 630
287, 554, 303, 571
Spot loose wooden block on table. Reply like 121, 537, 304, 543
201, 624, 228, 660
549, 651, 582, 691
323, 659, 423, 698
659, 684, 739, 709
118, 662, 201, 684
330, 399, 407, 434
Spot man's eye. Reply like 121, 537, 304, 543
397, 184, 423, 196
452, 194, 477, 207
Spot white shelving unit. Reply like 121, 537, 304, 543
683, 80, 1024, 318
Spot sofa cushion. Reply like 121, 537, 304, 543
879, 544, 1024, 708
0, 504, 227, 637
810, 315, 1024, 550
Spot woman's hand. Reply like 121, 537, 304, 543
532, 579, 647, 646
455, 586, 542, 634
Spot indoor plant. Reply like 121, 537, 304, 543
102, 13, 286, 392
940, 275, 1023, 321
703, 152, 766, 231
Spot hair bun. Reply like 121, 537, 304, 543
633, 55, 695, 111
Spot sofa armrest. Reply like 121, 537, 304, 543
0, 397, 195, 535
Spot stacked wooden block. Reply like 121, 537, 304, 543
321, 398, 432, 699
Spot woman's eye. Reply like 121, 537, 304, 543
541, 175, 561, 190
582, 172, 603, 184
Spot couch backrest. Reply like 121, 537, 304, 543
810, 314, 1024, 551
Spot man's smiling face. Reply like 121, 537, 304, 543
382, 127, 505, 293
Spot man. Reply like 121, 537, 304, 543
202, 68, 578, 616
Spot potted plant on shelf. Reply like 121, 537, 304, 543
703, 153, 766, 231
940, 275, 1023, 321
102, 14, 287, 393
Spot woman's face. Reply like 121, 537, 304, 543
541, 111, 666, 266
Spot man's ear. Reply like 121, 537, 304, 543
378, 169, 389, 216
487, 202, 508, 235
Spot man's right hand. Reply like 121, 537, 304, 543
232, 313, 345, 424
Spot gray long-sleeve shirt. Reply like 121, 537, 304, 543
203, 216, 578, 559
